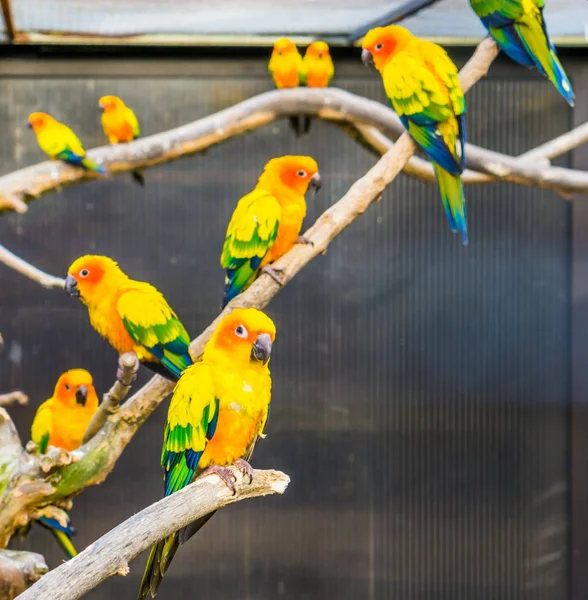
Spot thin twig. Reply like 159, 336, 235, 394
17, 469, 290, 600
0, 244, 65, 289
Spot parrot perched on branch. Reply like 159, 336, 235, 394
468, 0, 574, 106
268, 37, 308, 135
138, 308, 276, 599
27, 112, 108, 175
30, 368, 99, 559
362, 26, 468, 244
65, 255, 192, 381
98, 95, 145, 186
221, 155, 321, 307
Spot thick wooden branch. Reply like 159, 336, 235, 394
0, 391, 27, 408
0, 244, 65, 289
0, 549, 48, 600
17, 469, 290, 600
0, 38, 586, 214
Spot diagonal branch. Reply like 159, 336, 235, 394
16, 468, 290, 600
0, 38, 587, 214
0, 391, 28, 408
0, 243, 65, 289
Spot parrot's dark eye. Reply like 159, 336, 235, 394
235, 325, 248, 339
297, 170, 307, 178
65, 384, 70, 391
375, 43, 383, 51
80, 269, 89, 278
318, 53, 323, 58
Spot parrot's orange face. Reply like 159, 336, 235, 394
27, 112, 54, 132
361, 26, 413, 71
212, 308, 276, 366
306, 41, 330, 60
65, 255, 122, 303
272, 37, 298, 58
264, 156, 321, 196
54, 369, 97, 409
98, 95, 123, 112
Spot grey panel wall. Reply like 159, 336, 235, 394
0, 52, 576, 599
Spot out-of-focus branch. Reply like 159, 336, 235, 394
0, 549, 48, 600
1, 37, 587, 213
0, 391, 28, 408
17, 469, 290, 600
0, 244, 65, 289
519, 123, 588, 163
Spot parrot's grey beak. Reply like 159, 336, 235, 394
64, 274, 79, 297
98, 104, 105, 112
309, 172, 322, 193
75, 385, 88, 406
26, 121, 33, 129
361, 49, 374, 69
251, 333, 272, 365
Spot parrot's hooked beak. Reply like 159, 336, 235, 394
26, 120, 33, 129
309, 172, 322, 193
75, 385, 88, 406
361, 49, 374, 69
64, 274, 80, 297
98, 103, 105, 112
251, 333, 272, 365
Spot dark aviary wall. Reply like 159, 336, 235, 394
0, 50, 577, 599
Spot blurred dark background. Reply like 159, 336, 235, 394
0, 48, 583, 599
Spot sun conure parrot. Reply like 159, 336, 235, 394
64, 255, 192, 381
98, 95, 145, 186
362, 26, 468, 244
29, 368, 99, 559
221, 155, 321, 308
469, 0, 574, 106
268, 37, 308, 136
27, 112, 108, 175
138, 308, 276, 599
297, 41, 335, 135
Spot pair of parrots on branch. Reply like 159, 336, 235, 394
359, 0, 574, 245
27, 94, 144, 185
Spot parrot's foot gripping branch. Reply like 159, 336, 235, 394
261, 265, 285, 286
200, 459, 254, 494
233, 458, 254, 484
297, 235, 314, 246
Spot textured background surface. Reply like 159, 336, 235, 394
0, 51, 576, 599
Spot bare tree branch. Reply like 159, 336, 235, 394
0, 38, 586, 214
0, 244, 65, 289
0, 391, 28, 408
17, 469, 290, 600
519, 123, 588, 163
0, 549, 48, 600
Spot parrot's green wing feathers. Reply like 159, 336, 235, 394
161, 363, 219, 496
117, 287, 192, 380
221, 190, 281, 306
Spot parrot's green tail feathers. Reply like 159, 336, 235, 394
52, 529, 78, 559
81, 156, 108, 175
139, 534, 180, 599
434, 165, 468, 245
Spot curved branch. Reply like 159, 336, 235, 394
16, 468, 289, 600
1, 37, 586, 214
0, 391, 28, 408
0, 244, 65, 289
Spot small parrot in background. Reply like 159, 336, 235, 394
362, 26, 469, 244
27, 112, 108, 175
64, 255, 192, 381
297, 41, 335, 135
30, 368, 99, 559
221, 155, 321, 307
139, 308, 276, 599
268, 37, 307, 136
468, 0, 574, 106
98, 95, 145, 186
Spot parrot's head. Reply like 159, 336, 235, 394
65, 255, 127, 306
272, 37, 298, 58
305, 41, 330, 61
261, 155, 321, 197
361, 25, 414, 72
54, 369, 98, 409
27, 112, 55, 132
98, 95, 124, 113
208, 308, 276, 368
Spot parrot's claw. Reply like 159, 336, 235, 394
200, 464, 237, 495
233, 458, 254, 484
297, 235, 314, 247
261, 265, 285, 286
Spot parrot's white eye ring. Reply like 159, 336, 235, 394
375, 43, 383, 51
297, 170, 307, 177
235, 325, 248, 339
80, 269, 89, 278
65, 384, 71, 391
